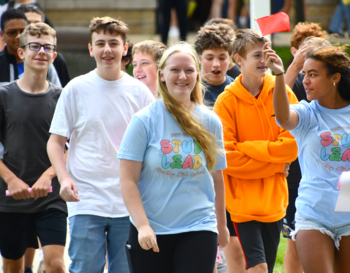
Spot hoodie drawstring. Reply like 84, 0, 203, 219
251, 98, 266, 137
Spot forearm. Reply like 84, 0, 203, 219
47, 135, 69, 182
273, 75, 291, 127
0, 159, 18, 185
121, 179, 150, 230
285, 62, 300, 89
213, 170, 226, 229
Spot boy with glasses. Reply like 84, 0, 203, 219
0, 8, 61, 87
0, 22, 67, 273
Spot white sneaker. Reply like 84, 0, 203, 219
168, 26, 180, 39
37, 249, 45, 273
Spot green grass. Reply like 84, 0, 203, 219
274, 234, 287, 273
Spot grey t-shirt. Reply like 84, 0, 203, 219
0, 81, 67, 213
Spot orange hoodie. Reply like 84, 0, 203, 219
213, 73, 298, 223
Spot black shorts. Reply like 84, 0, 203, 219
226, 210, 237, 236
282, 188, 298, 239
126, 223, 217, 273
234, 220, 283, 273
0, 208, 67, 260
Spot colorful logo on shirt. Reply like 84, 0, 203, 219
160, 138, 203, 170
319, 129, 350, 172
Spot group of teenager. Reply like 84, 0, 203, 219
0, 5, 349, 273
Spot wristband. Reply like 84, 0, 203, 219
275, 71, 285, 76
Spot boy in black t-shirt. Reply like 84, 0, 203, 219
0, 22, 67, 273
194, 22, 245, 273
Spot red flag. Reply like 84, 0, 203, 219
256, 12, 290, 36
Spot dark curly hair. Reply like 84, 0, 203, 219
307, 46, 350, 100
194, 23, 234, 56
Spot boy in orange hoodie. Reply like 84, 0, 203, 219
213, 29, 298, 273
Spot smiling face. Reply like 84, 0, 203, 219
88, 31, 128, 79
235, 42, 267, 78
1, 18, 28, 55
302, 58, 338, 102
18, 34, 57, 72
199, 47, 230, 85
133, 51, 158, 96
160, 51, 198, 104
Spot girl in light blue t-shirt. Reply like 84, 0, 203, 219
268, 43, 350, 273
118, 43, 230, 273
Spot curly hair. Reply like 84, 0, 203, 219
19, 22, 56, 48
89, 17, 128, 45
290, 22, 326, 49
194, 23, 234, 56
157, 43, 220, 172
307, 46, 350, 100
205, 17, 237, 33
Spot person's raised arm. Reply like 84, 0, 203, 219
47, 134, 79, 202
120, 159, 159, 252
212, 170, 229, 248
285, 44, 308, 88
263, 43, 299, 131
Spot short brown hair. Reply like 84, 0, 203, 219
290, 22, 326, 49
205, 17, 237, 33
132, 40, 167, 65
19, 22, 56, 48
232, 29, 270, 59
89, 17, 128, 45
194, 24, 234, 56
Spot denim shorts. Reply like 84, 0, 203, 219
68, 215, 130, 273
292, 213, 350, 249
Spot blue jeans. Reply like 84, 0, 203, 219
68, 215, 130, 273
329, 0, 350, 34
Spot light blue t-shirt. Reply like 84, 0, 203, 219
289, 100, 350, 227
118, 99, 227, 235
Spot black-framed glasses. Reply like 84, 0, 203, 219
21, 42, 56, 53
4, 29, 25, 37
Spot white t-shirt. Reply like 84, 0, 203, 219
50, 70, 155, 218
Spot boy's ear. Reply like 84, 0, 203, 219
290, 47, 297, 57
52, 52, 57, 62
88, 43, 94, 57
17, 47, 25, 60
234, 54, 243, 67
122, 42, 129, 56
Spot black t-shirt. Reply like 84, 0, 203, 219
288, 72, 308, 189
203, 75, 235, 107
0, 82, 67, 213
226, 64, 241, 80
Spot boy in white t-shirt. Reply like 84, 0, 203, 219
47, 17, 155, 273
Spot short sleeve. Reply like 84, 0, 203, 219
118, 115, 149, 162
49, 85, 75, 138
289, 100, 312, 138
211, 114, 227, 171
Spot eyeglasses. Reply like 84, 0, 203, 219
4, 29, 25, 37
21, 42, 56, 53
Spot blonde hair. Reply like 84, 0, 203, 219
157, 42, 219, 172
132, 40, 167, 65
19, 22, 56, 48
233, 29, 270, 59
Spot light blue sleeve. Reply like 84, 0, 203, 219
289, 101, 313, 139
118, 115, 149, 162
210, 113, 227, 171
